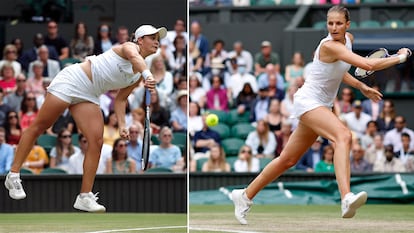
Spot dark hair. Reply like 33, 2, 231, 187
20, 92, 38, 114
73, 21, 89, 43
55, 128, 75, 164
112, 138, 128, 161
327, 5, 350, 22
401, 132, 411, 140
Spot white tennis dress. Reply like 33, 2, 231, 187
292, 33, 352, 118
47, 49, 141, 105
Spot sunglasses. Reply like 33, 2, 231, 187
6, 50, 16, 54
80, 140, 88, 144
60, 135, 71, 138
118, 144, 127, 147
16, 79, 25, 82
241, 149, 252, 154
129, 131, 139, 134
8, 115, 17, 119
26, 98, 36, 101
162, 134, 172, 137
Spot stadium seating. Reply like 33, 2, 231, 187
359, 20, 381, 28
227, 109, 250, 126
71, 133, 79, 147
36, 134, 57, 155
259, 157, 273, 171
196, 157, 208, 171
362, 0, 386, 3
312, 21, 326, 29
350, 21, 358, 29
383, 20, 405, 29
20, 168, 33, 174
145, 167, 173, 173
221, 138, 245, 157
206, 109, 228, 125
406, 20, 414, 28
151, 135, 160, 145
230, 122, 255, 140
41, 167, 67, 174
226, 156, 238, 171
210, 123, 231, 139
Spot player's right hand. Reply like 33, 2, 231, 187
398, 48, 412, 57
119, 127, 130, 140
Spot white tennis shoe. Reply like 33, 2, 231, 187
232, 189, 252, 225
341, 191, 367, 218
4, 172, 27, 200
73, 192, 106, 212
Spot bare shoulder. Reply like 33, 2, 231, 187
346, 32, 354, 43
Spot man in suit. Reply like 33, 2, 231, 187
27, 45, 60, 79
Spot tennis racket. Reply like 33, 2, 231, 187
141, 89, 151, 171
355, 48, 412, 79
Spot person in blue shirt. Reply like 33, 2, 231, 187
149, 126, 182, 170
126, 124, 143, 172
0, 127, 14, 174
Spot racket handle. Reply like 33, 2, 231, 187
145, 89, 151, 106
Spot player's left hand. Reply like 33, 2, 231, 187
360, 84, 383, 102
144, 76, 156, 94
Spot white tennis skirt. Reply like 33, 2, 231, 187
47, 64, 100, 105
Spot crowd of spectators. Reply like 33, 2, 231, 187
0, 19, 188, 175
188, 21, 414, 174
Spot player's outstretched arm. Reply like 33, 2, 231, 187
342, 72, 383, 102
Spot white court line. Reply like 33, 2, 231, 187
85, 225, 186, 233
189, 227, 263, 233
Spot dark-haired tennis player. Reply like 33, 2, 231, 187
232, 5, 411, 224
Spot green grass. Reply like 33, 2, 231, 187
189, 204, 414, 233
0, 213, 187, 233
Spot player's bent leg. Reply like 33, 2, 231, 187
5, 93, 69, 200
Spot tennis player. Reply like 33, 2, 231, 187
5, 25, 166, 212
232, 6, 411, 224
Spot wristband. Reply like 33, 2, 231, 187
398, 54, 407, 64
142, 69, 152, 80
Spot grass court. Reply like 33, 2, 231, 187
189, 204, 414, 233
0, 213, 187, 233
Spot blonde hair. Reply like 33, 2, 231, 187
206, 144, 228, 171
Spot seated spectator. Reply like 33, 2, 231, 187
46, 109, 77, 136
170, 90, 188, 132
373, 144, 406, 172
245, 119, 276, 158
140, 89, 171, 135
201, 144, 230, 172
235, 82, 256, 115
68, 134, 106, 174
149, 127, 182, 170
234, 145, 260, 172
4, 111, 22, 146
342, 100, 371, 138
19, 92, 38, 131
0, 88, 12, 127
206, 75, 229, 111
360, 121, 378, 150
168, 34, 187, 84
395, 132, 414, 166
189, 72, 206, 109
151, 55, 174, 96
49, 128, 80, 172
383, 116, 414, 153
257, 63, 285, 91
94, 24, 116, 55
350, 143, 372, 173
264, 99, 283, 136
105, 138, 136, 174
70, 21, 94, 62
126, 124, 143, 172
27, 45, 60, 79
375, 99, 396, 134
315, 144, 335, 173
226, 41, 253, 74
296, 137, 324, 172
103, 111, 120, 147
0, 62, 17, 94
365, 134, 386, 166
44, 20, 69, 61
0, 127, 14, 174
361, 85, 383, 121
188, 102, 203, 138
280, 84, 298, 121
334, 87, 354, 116
193, 113, 221, 158
3, 74, 27, 113
284, 52, 304, 86
254, 40, 280, 77
228, 58, 258, 100
249, 84, 271, 123
0, 44, 22, 76
22, 144, 49, 174
266, 72, 285, 102
26, 60, 46, 98
128, 107, 144, 137
275, 119, 293, 156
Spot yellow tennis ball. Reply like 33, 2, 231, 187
206, 113, 219, 127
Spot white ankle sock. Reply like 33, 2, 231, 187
9, 172, 20, 177
80, 192, 90, 198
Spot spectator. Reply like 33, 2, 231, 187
128, 108, 145, 136
22, 144, 49, 174
254, 40, 280, 76
206, 75, 229, 111
275, 119, 293, 156
383, 115, 414, 153
249, 83, 270, 123
103, 111, 120, 147
227, 41, 254, 74
245, 119, 277, 158
189, 102, 203, 138
0, 127, 14, 174
11, 38, 24, 60
27, 45, 60, 79
350, 143, 372, 173
70, 21, 94, 62
189, 40, 203, 74
334, 87, 354, 116
280, 84, 298, 121
105, 138, 136, 174
315, 144, 335, 173
49, 128, 80, 172
373, 144, 406, 172
26, 60, 46, 98
3, 74, 26, 113
99, 89, 118, 118
189, 72, 206, 109
235, 82, 256, 115
375, 99, 396, 134
168, 34, 187, 83
170, 90, 188, 132
114, 26, 130, 45
266, 71, 285, 102
4, 111, 22, 147
126, 124, 143, 172
19, 92, 38, 131
365, 133, 385, 166
18, 33, 59, 73
193, 112, 221, 155
342, 100, 371, 138
0, 88, 12, 126
361, 85, 383, 121
206, 39, 228, 73
190, 21, 209, 61
161, 19, 188, 57
0, 44, 22, 76
284, 52, 305, 86
257, 63, 285, 91
234, 145, 260, 172
68, 134, 106, 174
46, 109, 77, 136
149, 127, 182, 170
201, 144, 231, 172
360, 121, 378, 150
296, 137, 324, 172
0, 62, 17, 94
141, 89, 170, 135
151, 55, 174, 96
263, 99, 283, 135
93, 24, 116, 55
228, 58, 258, 99
44, 20, 69, 61
395, 132, 414, 166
